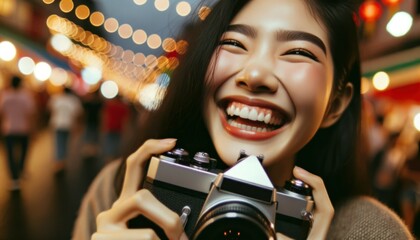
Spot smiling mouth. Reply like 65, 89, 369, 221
223, 101, 290, 133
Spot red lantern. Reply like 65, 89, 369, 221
381, 0, 403, 6
359, 0, 383, 22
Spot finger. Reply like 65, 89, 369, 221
293, 166, 333, 213
293, 166, 334, 240
119, 138, 177, 201
92, 228, 160, 240
98, 189, 185, 240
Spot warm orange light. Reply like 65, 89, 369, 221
75, 5, 90, 20
104, 18, 119, 33
90, 11, 104, 27
133, 29, 147, 45
381, 0, 402, 6
359, 1, 382, 22
59, 0, 74, 13
162, 38, 176, 52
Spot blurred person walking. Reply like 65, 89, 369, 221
48, 87, 83, 173
81, 90, 103, 160
0, 75, 36, 191
101, 95, 130, 162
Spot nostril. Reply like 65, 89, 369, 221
236, 79, 276, 93
255, 86, 272, 92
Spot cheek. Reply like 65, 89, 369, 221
281, 63, 332, 111
207, 51, 244, 88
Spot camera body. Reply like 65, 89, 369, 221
135, 149, 314, 240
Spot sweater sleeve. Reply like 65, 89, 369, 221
327, 196, 414, 239
71, 160, 121, 240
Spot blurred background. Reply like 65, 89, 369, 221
0, 0, 419, 239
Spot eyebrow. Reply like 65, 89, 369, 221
227, 24, 327, 55
277, 30, 326, 54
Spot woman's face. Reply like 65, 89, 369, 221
204, 0, 335, 168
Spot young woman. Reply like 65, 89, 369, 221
72, 0, 413, 239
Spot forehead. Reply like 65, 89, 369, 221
231, 0, 329, 46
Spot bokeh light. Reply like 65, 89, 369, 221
414, 112, 420, 132
133, 29, 147, 45
386, 11, 413, 37
104, 17, 119, 33
81, 66, 102, 85
50, 67, 69, 86
147, 34, 162, 49
138, 83, 164, 110
372, 71, 390, 91
75, 5, 90, 20
118, 24, 133, 39
133, 0, 147, 5
90, 11, 105, 27
155, 0, 169, 11
100, 80, 119, 99
59, 0, 74, 13
0, 41, 17, 61
176, 1, 191, 16
34, 62, 52, 81
18, 57, 36, 75
50, 34, 73, 53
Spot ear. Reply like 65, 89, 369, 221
321, 82, 354, 128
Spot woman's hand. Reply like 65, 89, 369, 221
284, 166, 334, 240
92, 139, 188, 240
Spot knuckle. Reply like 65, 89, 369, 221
133, 189, 152, 203
166, 213, 183, 232
96, 211, 109, 226
140, 139, 156, 152
312, 175, 324, 187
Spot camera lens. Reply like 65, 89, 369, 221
192, 202, 276, 240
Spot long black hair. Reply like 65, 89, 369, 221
116, 0, 367, 205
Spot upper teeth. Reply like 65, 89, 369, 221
226, 102, 282, 125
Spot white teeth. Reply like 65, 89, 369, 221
264, 113, 271, 124
228, 119, 270, 132
239, 107, 249, 118
227, 105, 234, 116
257, 112, 264, 121
249, 108, 258, 121
234, 107, 240, 116
226, 103, 278, 125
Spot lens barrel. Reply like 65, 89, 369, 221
192, 202, 276, 240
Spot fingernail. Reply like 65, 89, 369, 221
161, 138, 177, 144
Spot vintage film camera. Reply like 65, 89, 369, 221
131, 148, 314, 240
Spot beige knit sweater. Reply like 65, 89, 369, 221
72, 160, 414, 240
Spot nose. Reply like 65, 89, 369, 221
235, 64, 279, 93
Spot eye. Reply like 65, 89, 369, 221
219, 39, 246, 50
285, 48, 319, 62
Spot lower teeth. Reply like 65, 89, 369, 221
228, 119, 271, 132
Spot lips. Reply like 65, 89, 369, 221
219, 98, 290, 140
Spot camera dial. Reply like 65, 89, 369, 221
191, 152, 217, 171
161, 148, 190, 165
284, 178, 312, 197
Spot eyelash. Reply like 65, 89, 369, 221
220, 39, 319, 62
219, 39, 245, 49
285, 48, 319, 62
